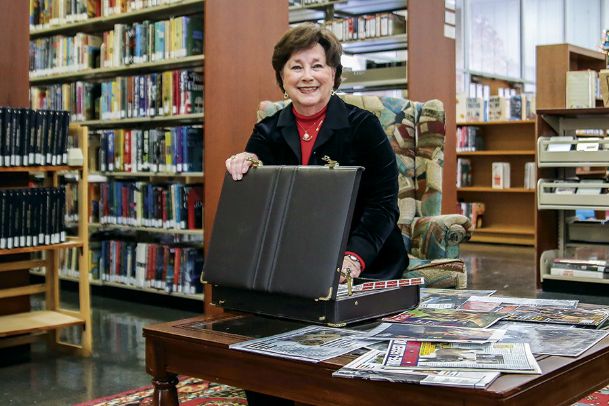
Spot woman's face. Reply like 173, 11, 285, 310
281, 43, 336, 116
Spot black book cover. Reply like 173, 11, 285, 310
5, 190, 14, 249
21, 108, 32, 166
61, 111, 70, 164
39, 110, 49, 165
28, 109, 37, 166
0, 190, 6, 248
51, 110, 61, 165
44, 187, 52, 245
6, 108, 14, 166
10, 108, 19, 166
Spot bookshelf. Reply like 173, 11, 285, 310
535, 44, 609, 288
288, 0, 457, 214
457, 119, 537, 246
536, 107, 609, 287
0, 124, 92, 355
28, 0, 287, 307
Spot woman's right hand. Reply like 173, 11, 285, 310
225, 152, 259, 181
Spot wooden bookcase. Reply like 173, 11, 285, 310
0, 125, 92, 355
457, 120, 536, 245
536, 43, 606, 110
535, 43, 608, 287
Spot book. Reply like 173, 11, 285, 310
491, 162, 510, 189
566, 70, 597, 109
382, 308, 505, 329
363, 323, 506, 344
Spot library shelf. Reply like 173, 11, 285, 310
89, 223, 203, 235
0, 310, 86, 338
456, 150, 535, 156
342, 33, 407, 54
30, 270, 204, 301
0, 239, 83, 256
30, 0, 204, 39
0, 165, 82, 173
457, 119, 535, 126
341, 66, 407, 90
457, 187, 535, 193
89, 171, 204, 180
79, 113, 204, 128
473, 226, 535, 235
30, 54, 204, 85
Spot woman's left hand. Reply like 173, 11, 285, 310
339, 255, 362, 284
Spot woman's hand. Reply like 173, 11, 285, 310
339, 255, 362, 284
225, 152, 259, 181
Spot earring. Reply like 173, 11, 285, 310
331, 89, 336, 96
283, 92, 289, 100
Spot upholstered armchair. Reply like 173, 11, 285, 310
257, 95, 473, 288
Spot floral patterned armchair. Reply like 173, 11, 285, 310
257, 95, 472, 288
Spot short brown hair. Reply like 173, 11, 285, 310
272, 23, 343, 92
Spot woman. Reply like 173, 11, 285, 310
226, 22, 407, 284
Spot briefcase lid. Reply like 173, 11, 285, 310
203, 165, 362, 301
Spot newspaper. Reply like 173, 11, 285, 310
495, 321, 609, 357
363, 323, 506, 343
333, 349, 500, 389
229, 325, 369, 363
383, 308, 505, 328
421, 288, 496, 299
383, 339, 541, 374
503, 306, 609, 328
459, 296, 579, 312
419, 294, 473, 309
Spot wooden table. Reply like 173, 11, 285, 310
144, 312, 609, 406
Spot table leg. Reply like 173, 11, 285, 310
151, 374, 179, 406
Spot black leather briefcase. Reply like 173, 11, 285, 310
202, 165, 419, 326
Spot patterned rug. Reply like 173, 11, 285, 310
74, 376, 246, 406
75, 376, 609, 405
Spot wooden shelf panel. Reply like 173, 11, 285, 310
89, 171, 204, 179
0, 165, 81, 173
0, 284, 46, 299
457, 150, 535, 156
458, 187, 535, 193
41, 271, 204, 301
0, 259, 46, 272
30, 0, 204, 38
90, 223, 203, 235
0, 310, 85, 338
469, 234, 534, 246
537, 107, 609, 116
0, 239, 83, 256
30, 55, 204, 85
457, 120, 536, 126
79, 113, 204, 128
473, 226, 535, 235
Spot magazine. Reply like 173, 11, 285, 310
333, 349, 501, 389
383, 339, 541, 374
229, 325, 369, 363
503, 306, 609, 327
382, 308, 505, 328
363, 323, 506, 343
495, 321, 609, 357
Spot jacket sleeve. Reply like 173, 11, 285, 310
244, 122, 277, 165
346, 114, 400, 268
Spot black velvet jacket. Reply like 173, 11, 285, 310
245, 95, 407, 280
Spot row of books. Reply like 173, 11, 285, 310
456, 126, 484, 152
457, 202, 485, 229
0, 187, 66, 250
550, 257, 609, 279
566, 70, 601, 109
89, 240, 203, 294
30, 0, 185, 28
89, 181, 203, 230
29, 16, 203, 76
320, 12, 406, 42
457, 94, 535, 123
92, 126, 203, 173
457, 160, 536, 189
0, 107, 70, 167
99, 69, 203, 120
30, 33, 101, 75
30, 69, 204, 121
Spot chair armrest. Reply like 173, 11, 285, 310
410, 214, 473, 260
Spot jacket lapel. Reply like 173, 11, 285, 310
313, 95, 350, 152
277, 106, 301, 163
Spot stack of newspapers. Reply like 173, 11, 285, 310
230, 288, 609, 389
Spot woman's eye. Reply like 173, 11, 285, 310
291, 66, 302, 71
313, 64, 324, 69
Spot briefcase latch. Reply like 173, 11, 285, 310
321, 155, 339, 169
